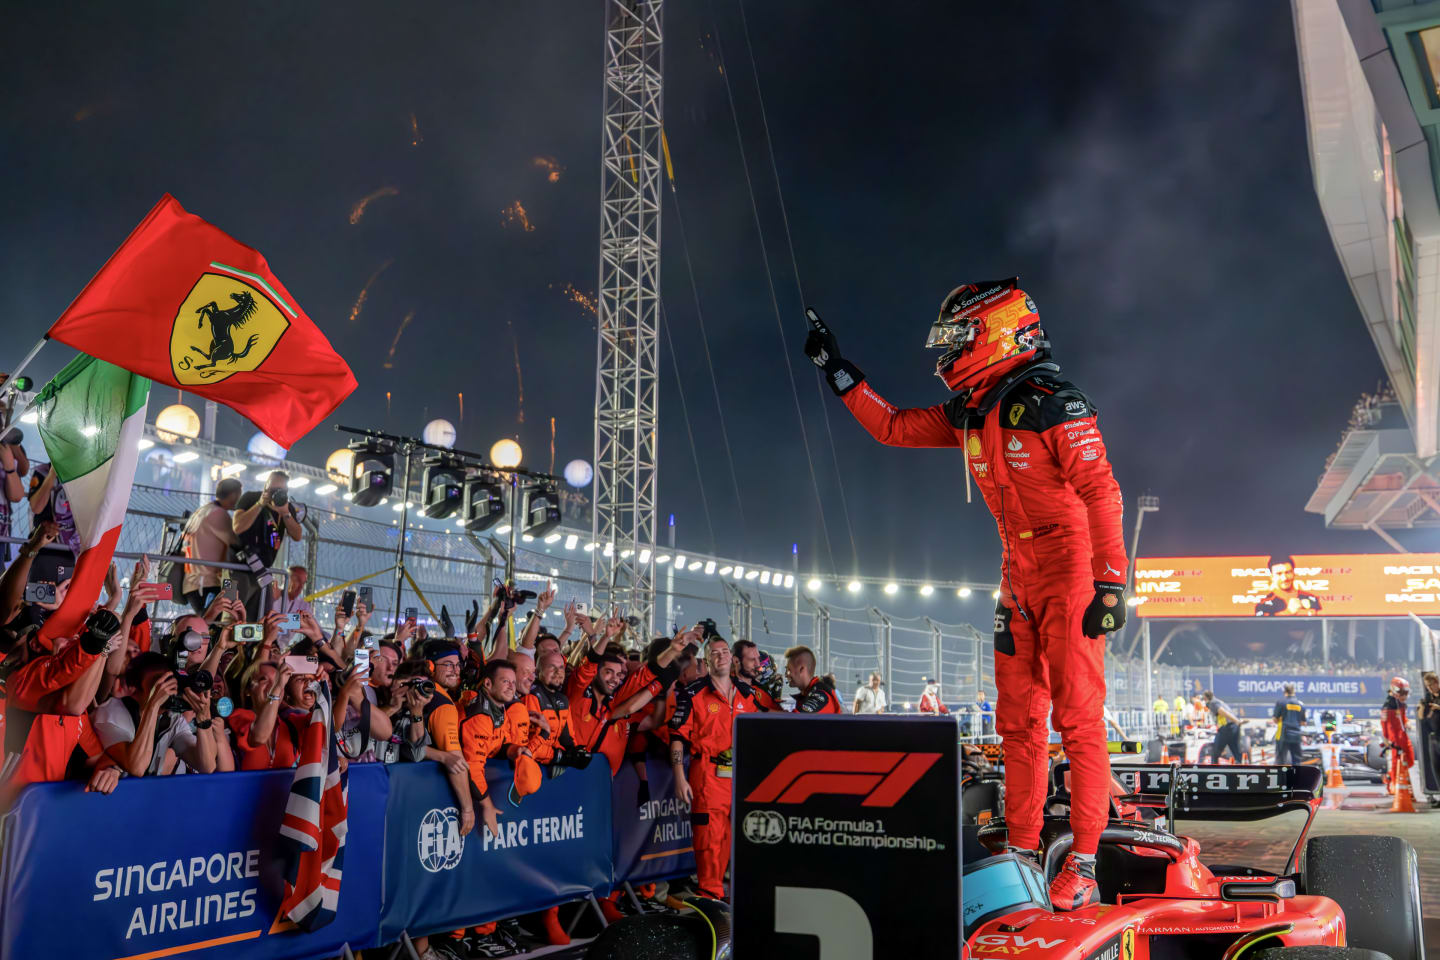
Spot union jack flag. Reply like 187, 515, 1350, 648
278, 682, 349, 931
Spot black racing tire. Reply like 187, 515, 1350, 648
1255, 949, 1388, 955
1300, 835, 1423, 960
1366, 741, 1386, 771
1253, 948, 1392, 960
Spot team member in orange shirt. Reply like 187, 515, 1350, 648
670, 634, 758, 900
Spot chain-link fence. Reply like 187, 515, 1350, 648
9, 434, 1183, 716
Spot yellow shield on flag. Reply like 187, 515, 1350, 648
170, 271, 290, 385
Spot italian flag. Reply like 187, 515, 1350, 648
33, 354, 149, 646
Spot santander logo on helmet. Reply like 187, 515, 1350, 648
929, 277, 1048, 393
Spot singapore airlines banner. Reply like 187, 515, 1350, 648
1133, 553, 1440, 619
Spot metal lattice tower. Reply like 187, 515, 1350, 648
593, 0, 662, 632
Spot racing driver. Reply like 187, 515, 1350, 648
1382, 676, 1414, 795
804, 278, 1127, 910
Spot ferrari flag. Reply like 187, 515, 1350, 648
32, 355, 149, 646
46, 194, 356, 449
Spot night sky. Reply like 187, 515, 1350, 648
0, 2, 1405, 585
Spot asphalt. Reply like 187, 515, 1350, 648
1179, 792, 1440, 953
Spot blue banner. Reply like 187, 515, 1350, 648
611, 756, 696, 884
0, 765, 388, 960
375, 760, 613, 942
1194, 673, 1389, 707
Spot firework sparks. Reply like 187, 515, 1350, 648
532, 156, 563, 183
501, 200, 535, 232
349, 186, 399, 225
409, 111, 423, 147
551, 282, 598, 318
382, 311, 415, 369
508, 320, 525, 425
348, 259, 393, 324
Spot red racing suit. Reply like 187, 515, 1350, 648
669, 676, 758, 900
1382, 695, 1413, 768
840, 363, 1126, 855
1, 639, 109, 806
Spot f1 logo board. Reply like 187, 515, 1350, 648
733, 715, 960, 958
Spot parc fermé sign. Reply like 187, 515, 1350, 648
1133, 552, 1440, 618
732, 715, 960, 960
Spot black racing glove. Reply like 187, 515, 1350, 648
464, 599, 481, 636
439, 604, 455, 639
804, 308, 864, 397
1081, 582, 1127, 639
79, 609, 122, 655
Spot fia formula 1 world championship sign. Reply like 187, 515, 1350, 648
732, 715, 960, 959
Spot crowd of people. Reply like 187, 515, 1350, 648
1205, 655, 1416, 677
0, 467, 864, 959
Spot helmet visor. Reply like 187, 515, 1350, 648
926, 318, 977, 350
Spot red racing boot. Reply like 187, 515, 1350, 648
1048, 854, 1100, 911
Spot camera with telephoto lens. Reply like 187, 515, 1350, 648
403, 677, 436, 699
166, 668, 213, 713
269, 488, 288, 508
697, 618, 719, 640
552, 744, 593, 770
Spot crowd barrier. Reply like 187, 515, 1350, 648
0, 757, 696, 960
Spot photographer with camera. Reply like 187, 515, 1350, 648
91, 651, 217, 775
0, 520, 59, 627
376, 659, 431, 764
230, 470, 303, 619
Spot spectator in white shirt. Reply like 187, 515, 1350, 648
853, 672, 887, 714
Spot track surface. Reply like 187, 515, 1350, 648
1180, 798, 1440, 953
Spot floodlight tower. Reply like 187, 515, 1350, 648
593, 0, 663, 632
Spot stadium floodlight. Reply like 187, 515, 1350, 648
761, 571, 772, 585
544, 533, 562, 544
883, 583, 899, 595
461, 474, 506, 532
919, 584, 934, 597
520, 480, 562, 539
847, 581, 862, 593
347, 438, 394, 507
991, 589, 1001, 599
704, 561, 716, 575
315, 483, 337, 496
220, 462, 247, 477
745, 570, 760, 581
288, 476, 309, 488
584, 542, 597, 552
688, 561, 703, 572
639, 548, 653, 564
654, 554, 671, 564
392, 501, 405, 512
783, 574, 794, 589
564, 534, 579, 550
172, 451, 199, 464
674, 555, 687, 569
732, 565, 745, 579
958, 587, 972, 598
620, 549, 634, 559
807, 578, 822, 592
719, 566, 733, 576
420, 453, 465, 519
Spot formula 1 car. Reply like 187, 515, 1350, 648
966, 762, 1424, 959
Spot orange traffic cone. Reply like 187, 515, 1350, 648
1391, 763, 1417, 813
1325, 765, 1343, 790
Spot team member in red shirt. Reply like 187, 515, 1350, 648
783, 646, 843, 714
1383, 677, 1414, 795
805, 278, 1128, 909
670, 633, 758, 900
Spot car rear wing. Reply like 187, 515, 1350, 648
1053, 762, 1323, 822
